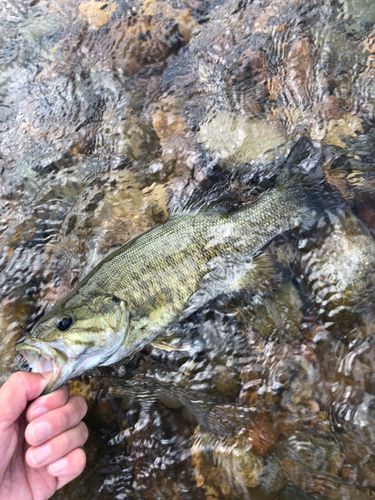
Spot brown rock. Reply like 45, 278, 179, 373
110, 14, 185, 76
244, 412, 279, 456
285, 37, 313, 108
313, 95, 345, 121
142, 182, 169, 223
299, 341, 317, 364
240, 49, 269, 84
239, 379, 261, 407
152, 99, 199, 173
140, 0, 197, 43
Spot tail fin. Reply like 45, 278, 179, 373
277, 136, 325, 187
277, 137, 346, 219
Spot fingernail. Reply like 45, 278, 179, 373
30, 444, 51, 465
39, 372, 53, 392
29, 406, 48, 420
49, 457, 68, 474
32, 421, 51, 442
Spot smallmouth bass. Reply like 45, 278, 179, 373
16, 138, 336, 393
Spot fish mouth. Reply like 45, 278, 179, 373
16, 340, 69, 394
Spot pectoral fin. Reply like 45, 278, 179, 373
126, 289, 179, 347
150, 334, 192, 352
132, 288, 175, 326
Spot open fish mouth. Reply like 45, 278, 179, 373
16, 340, 69, 394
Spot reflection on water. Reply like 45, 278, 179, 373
1, 0, 375, 498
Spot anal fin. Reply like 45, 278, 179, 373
127, 289, 186, 350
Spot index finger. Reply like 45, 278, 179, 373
0, 372, 51, 430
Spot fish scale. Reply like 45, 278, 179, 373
17, 138, 329, 393
79, 187, 301, 315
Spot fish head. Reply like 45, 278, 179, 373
16, 292, 129, 394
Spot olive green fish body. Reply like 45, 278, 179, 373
60, 185, 304, 359
17, 138, 327, 392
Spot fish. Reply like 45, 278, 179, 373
16, 138, 339, 393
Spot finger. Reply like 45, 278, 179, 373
25, 396, 87, 447
26, 421, 89, 469
0, 372, 52, 430
48, 448, 87, 488
26, 384, 70, 422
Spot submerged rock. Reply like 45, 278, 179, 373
191, 430, 264, 497
197, 114, 286, 165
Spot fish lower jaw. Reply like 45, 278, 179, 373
17, 337, 125, 393
16, 341, 68, 393
23, 349, 56, 374
20, 349, 64, 394
17, 344, 61, 377
49, 353, 115, 392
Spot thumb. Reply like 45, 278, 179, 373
0, 372, 52, 429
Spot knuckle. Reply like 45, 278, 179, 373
79, 422, 89, 443
57, 396, 86, 433
71, 395, 88, 417
60, 384, 71, 399
76, 448, 87, 473
68, 448, 86, 476
49, 384, 70, 406
62, 423, 87, 451
37, 384, 69, 413
53, 384, 69, 401
8, 371, 27, 387
60, 405, 73, 430
64, 428, 79, 452
74, 421, 88, 445
60, 430, 72, 450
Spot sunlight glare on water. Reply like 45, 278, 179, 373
0, 0, 375, 498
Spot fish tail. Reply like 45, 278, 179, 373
277, 137, 346, 222
277, 136, 324, 186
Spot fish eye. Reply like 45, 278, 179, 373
57, 317, 74, 331
112, 296, 121, 304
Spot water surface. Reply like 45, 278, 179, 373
1, 0, 375, 498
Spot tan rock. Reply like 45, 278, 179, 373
78, 0, 117, 30
0, 296, 37, 379
325, 114, 364, 148
311, 113, 364, 147
191, 430, 264, 497
142, 182, 169, 223
197, 113, 286, 164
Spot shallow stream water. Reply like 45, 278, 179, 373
1, 0, 375, 498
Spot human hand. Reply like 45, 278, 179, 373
0, 372, 88, 500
